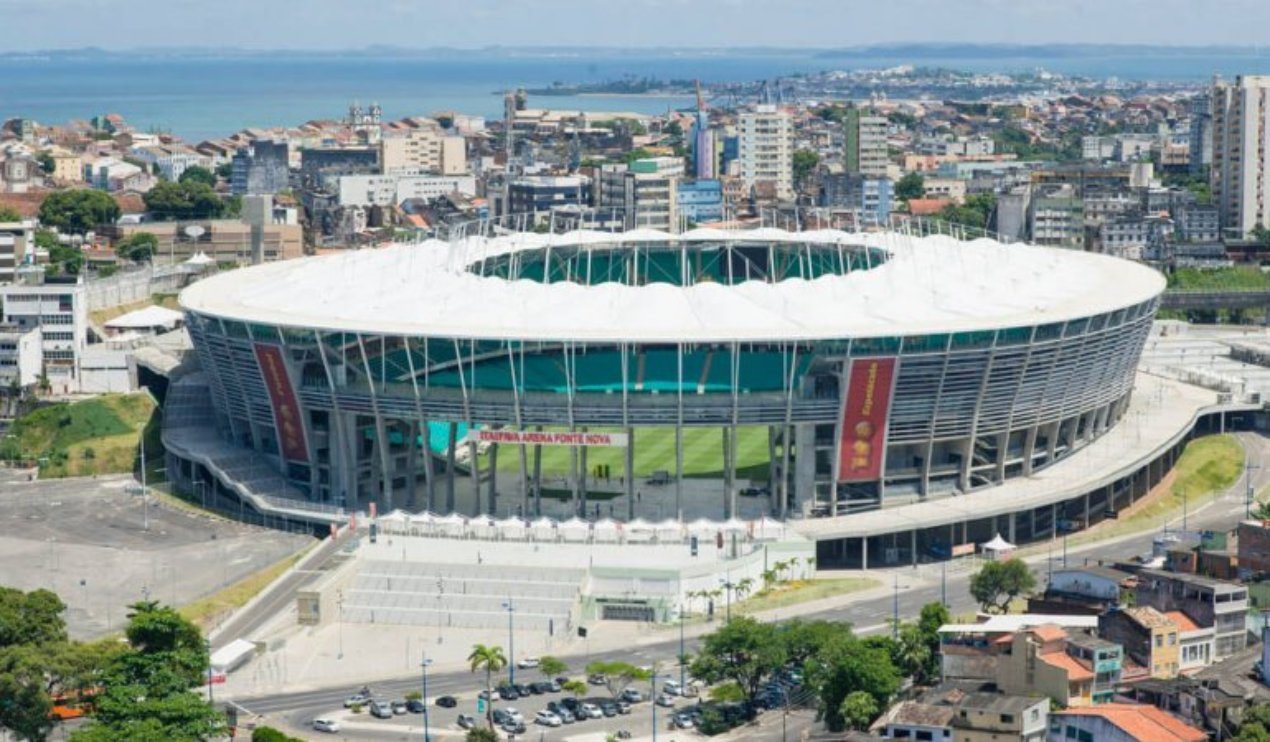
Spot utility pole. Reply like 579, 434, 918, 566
892, 572, 899, 640
679, 605, 686, 690
140, 436, 149, 532
421, 651, 433, 742
1246, 462, 1262, 519
503, 599, 515, 685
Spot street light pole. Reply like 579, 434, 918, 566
336, 590, 344, 660
503, 599, 515, 685
651, 671, 660, 742
892, 573, 899, 640
421, 651, 432, 742
679, 605, 686, 690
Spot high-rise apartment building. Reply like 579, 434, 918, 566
1211, 75, 1270, 237
0, 267, 87, 395
598, 158, 683, 231
844, 106, 890, 178
1188, 92, 1212, 176
737, 105, 793, 200
0, 219, 34, 284
230, 140, 290, 196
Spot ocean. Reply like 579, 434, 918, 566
3, 49, 1270, 142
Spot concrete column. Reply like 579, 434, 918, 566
910, 529, 918, 567
861, 537, 869, 570
445, 422, 458, 513
1084, 492, 1091, 526
794, 424, 817, 516
1051, 503, 1058, 540
1008, 512, 1016, 544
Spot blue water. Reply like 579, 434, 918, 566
4, 50, 1270, 142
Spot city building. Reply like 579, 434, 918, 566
819, 173, 893, 225
504, 175, 590, 216
1189, 92, 1213, 176
299, 146, 379, 188
676, 179, 724, 225
0, 324, 41, 390
1028, 185, 1085, 249
1029, 566, 1133, 615
843, 106, 889, 178
737, 105, 793, 199
104, 219, 303, 265
0, 266, 88, 395
380, 123, 467, 175
0, 218, 35, 283
1098, 606, 1180, 679
871, 685, 1048, 742
231, 140, 290, 196
597, 158, 682, 231
1211, 75, 1270, 237
997, 627, 1122, 707
1134, 570, 1248, 659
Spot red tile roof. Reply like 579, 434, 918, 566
907, 197, 952, 216
1059, 703, 1206, 742
1028, 624, 1068, 643
1038, 651, 1094, 681
1164, 611, 1202, 633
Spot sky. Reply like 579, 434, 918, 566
1, 0, 1268, 51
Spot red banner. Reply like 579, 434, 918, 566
254, 343, 309, 463
837, 357, 897, 483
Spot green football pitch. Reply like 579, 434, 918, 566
490, 426, 774, 481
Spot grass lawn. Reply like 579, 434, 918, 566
491, 425, 773, 481
1064, 434, 1243, 547
179, 544, 312, 631
734, 578, 880, 615
3, 393, 157, 478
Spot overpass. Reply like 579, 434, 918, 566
1162, 287, 1270, 312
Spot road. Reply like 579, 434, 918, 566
231, 432, 1270, 738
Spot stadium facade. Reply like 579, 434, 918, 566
179, 226, 1165, 524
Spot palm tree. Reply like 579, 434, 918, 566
761, 569, 777, 593
773, 560, 790, 583
468, 643, 507, 730
735, 577, 755, 600
788, 557, 801, 580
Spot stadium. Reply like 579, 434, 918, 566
176, 222, 1167, 556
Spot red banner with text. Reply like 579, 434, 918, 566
837, 357, 897, 483
254, 343, 310, 463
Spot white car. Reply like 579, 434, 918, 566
517, 656, 541, 669
661, 679, 683, 696
504, 707, 524, 724
580, 702, 603, 719
312, 718, 341, 733
535, 710, 562, 727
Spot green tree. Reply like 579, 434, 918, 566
0, 587, 67, 649
689, 616, 786, 701
894, 622, 932, 683
915, 602, 950, 680
807, 635, 900, 732
937, 192, 996, 232
37, 152, 56, 175
0, 206, 22, 222
465, 729, 499, 742
215, 163, 233, 180
778, 619, 846, 668
969, 558, 1036, 614
561, 679, 587, 698
467, 644, 506, 730
38, 190, 121, 234
585, 660, 649, 699
538, 655, 568, 679
142, 180, 226, 221
251, 727, 305, 742
0, 645, 56, 741
115, 232, 159, 262
895, 172, 925, 203
72, 601, 224, 741
792, 149, 820, 187
177, 166, 217, 188
839, 690, 879, 731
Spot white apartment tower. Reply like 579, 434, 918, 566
738, 105, 794, 200
1212, 75, 1270, 237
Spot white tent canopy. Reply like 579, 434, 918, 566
104, 304, 184, 331
981, 533, 1015, 552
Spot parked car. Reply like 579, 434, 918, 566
588, 673, 607, 685
504, 707, 525, 725
478, 689, 495, 700
548, 679, 562, 692
621, 688, 644, 703
514, 683, 534, 697
600, 702, 618, 717
406, 699, 426, 713
312, 718, 340, 733
560, 697, 581, 713
498, 686, 520, 701
343, 693, 371, 708
517, 656, 541, 669
580, 702, 603, 719
558, 708, 576, 724
369, 700, 394, 719
501, 719, 527, 735
434, 695, 457, 708
457, 714, 477, 729
391, 700, 408, 715
617, 701, 631, 715
535, 710, 562, 727
661, 679, 683, 696
655, 694, 676, 707
673, 712, 695, 729
493, 708, 511, 726
554, 676, 570, 687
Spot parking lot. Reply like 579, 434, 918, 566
291, 665, 811, 740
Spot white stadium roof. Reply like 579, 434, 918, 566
179, 228, 1166, 343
